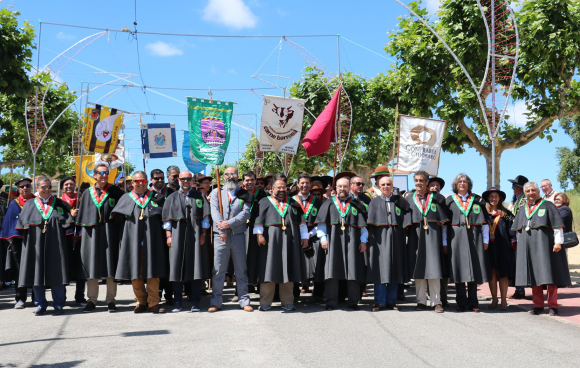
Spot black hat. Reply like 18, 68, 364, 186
0, 178, 3, 188
59, 176, 75, 189
508, 175, 528, 188
311, 175, 333, 188
482, 187, 507, 203
14, 177, 32, 186
428, 177, 445, 190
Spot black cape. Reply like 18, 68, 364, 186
76, 184, 124, 279
367, 195, 411, 284
245, 188, 269, 285
112, 192, 168, 280
254, 196, 305, 284
16, 197, 73, 287
446, 194, 491, 284
162, 190, 211, 282
488, 212, 516, 280
152, 185, 174, 208
293, 194, 323, 281
1, 199, 26, 281
511, 199, 571, 287
314, 197, 368, 282
406, 192, 448, 280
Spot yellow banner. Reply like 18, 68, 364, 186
82, 104, 123, 153
74, 156, 117, 185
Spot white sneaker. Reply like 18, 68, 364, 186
190, 306, 201, 313
172, 307, 182, 313
258, 305, 271, 311
14, 301, 25, 309
281, 304, 296, 311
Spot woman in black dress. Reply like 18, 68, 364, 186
483, 187, 516, 311
554, 192, 573, 232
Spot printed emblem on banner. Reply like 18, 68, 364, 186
90, 109, 99, 121
473, 205, 481, 214
312, 207, 318, 217
201, 118, 226, 147
151, 202, 158, 207
352, 207, 358, 216
57, 207, 64, 215
95, 115, 117, 142
272, 104, 295, 129
292, 208, 297, 215
154, 132, 166, 147
109, 198, 116, 207
196, 199, 203, 208
396, 207, 401, 216
538, 209, 546, 217
431, 204, 437, 212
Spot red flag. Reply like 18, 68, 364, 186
301, 88, 339, 157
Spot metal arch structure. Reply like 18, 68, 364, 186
392, 0, 519, 185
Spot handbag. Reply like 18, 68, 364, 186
563, 223, 579, 248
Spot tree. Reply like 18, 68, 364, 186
556, 115, 580, 190
0, 7, 35, 97
382, 0, 580, 187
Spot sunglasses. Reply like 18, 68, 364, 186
133, 180, 147, 185
19, 184, 32, 189
179, 177, 193, 182
152, 177, 164, 181
39, 185, 52, 190
352, 182, 364, 186
170, 174, 179, 179
256, 182, 265, 185
95, 171, 110, 175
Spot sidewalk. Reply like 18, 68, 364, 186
477, 246, 580, 325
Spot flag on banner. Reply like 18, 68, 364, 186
187, 97, 233, 165
259, 95, 306, 154
396, 115, 447, 176
141, 123, 178, 159
183, 131, 207, 174
95, 144, 125, 169
82, 104, 123, 154
301, 88, 339, 157
74, 156, 118, 185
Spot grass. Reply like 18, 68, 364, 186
565, 190, 580, 232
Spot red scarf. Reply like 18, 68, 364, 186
16, 195, 34, 208
61, 192, 78, 209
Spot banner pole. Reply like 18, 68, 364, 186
332, 143, 337, 188
9, 159, 14, 201
215, 165, 224, 217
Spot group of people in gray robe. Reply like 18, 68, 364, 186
0, 164, 571, 317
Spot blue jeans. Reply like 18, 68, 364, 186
374, 283, 398, 306
33, 285, 66, 310
173, 280, 202, 308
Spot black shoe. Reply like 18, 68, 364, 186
416, 303, 427, 311
457, 306, 467, 312
529, 307, 544, 315
385, 303, 398, 310
83, 301, 96, 313
107, 302, 118, 313
549, 308, 559, 316
347, 304, 360, 311
397, 292, 406, 301
54, 308, 64, 316
441, 300, 451, 308
325, 305, 335, 311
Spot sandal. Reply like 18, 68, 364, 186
488, 300, 498, 309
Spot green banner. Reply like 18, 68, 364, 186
187, 97, 234, 165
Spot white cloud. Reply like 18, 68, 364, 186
203, 0, 258, 29
145, 41, 184, 57
56, 31, 75, 40
506, 100, 530, 127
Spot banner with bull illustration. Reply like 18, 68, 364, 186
187, 97, 233, 165
259, 95, 306, 154
396, 115, 447, 176
141, 123, 177, 159
82, 104, 123, 154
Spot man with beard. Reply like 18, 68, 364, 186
113, 172, 168, 313
208, 167, 254, 312
162, 171, 211, 312
253, 179, 309, 311
0, 177, 34, 309
60, 176, 87, 305
242, 170, 268, 290
315, 177, 368, 310
256, 177, 267, 191
512, 182, 570, 316
150, 168, 174, 306
407, 171, 448, 313
77, 164, 124, 313
428, 176, 450, 307
16, 177, 73, 315
507, 175, 528, 300
166, 165, 180, 191
367, 176, 411, 311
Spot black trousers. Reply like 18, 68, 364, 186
440, 278, 449, 303
325, 279, 360, 306
455, 282, 478, 308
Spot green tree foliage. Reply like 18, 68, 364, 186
0, 7, 35, 97
556, 115, 580, 190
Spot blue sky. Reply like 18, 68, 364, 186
1, 0, 574, 195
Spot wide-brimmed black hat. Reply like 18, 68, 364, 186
59, 176, 75, 189
482, 187, 507, 203
15, 177, 32, 186
311, 175, 333, 188
508, 175, 528, 188
195, 173, 213, 183
428, 177, 445, 190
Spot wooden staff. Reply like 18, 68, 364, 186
215, 166, 224, 217
9, 159, 14, 201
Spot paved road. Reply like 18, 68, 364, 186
1, 283, 580, 368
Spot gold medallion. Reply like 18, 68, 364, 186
282, 218, 286, 231
341, 218, 346, 231
139, 207, 144, 220
423, 217, 429, 230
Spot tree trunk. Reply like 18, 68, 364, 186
485, 146, 502, 189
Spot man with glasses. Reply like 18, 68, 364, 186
77, 163, 124, 312
256, 177, 266, 191
150, 168, 175, 306
113, 171, 168, 313
315, 177, 368, 310
166, 165, 180, 191
1, 177, 35, 309
162, 171, 211, 312
350, 176, 371, 206
16, 177, 73, 315
208, 167, 254, 312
